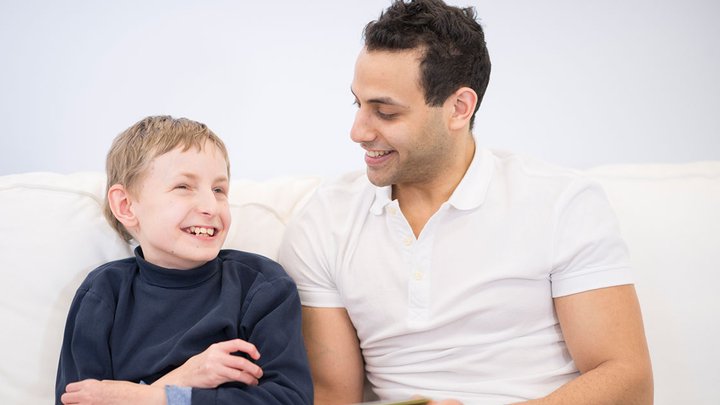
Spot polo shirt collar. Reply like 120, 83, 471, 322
370, 184, 393, 215
369, 143, 494, 214
447, 146, 494, 210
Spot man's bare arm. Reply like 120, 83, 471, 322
302, 306, 365, 405
523, 284, 653, 404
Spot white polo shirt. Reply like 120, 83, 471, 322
278, 147, 633, 404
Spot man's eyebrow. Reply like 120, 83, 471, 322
350, 87, 408, 108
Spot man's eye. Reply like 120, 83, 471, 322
213, 187, 227, 194
376, 111, 396, 120
175, 184, 189, 190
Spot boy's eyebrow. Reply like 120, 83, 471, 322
176, 172, 199, 180
175, 172, 228, 183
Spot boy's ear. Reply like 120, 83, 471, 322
447, 86, 478, 131
107, 184, 138, 229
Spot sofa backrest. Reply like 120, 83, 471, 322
586, 162, 720, 403
1, 162, 719, 404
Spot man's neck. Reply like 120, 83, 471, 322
393, 136, 475, 237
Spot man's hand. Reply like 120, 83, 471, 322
152, 338, 263, 389
61, 379, 164, 405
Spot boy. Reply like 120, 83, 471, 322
56, 116, 312, 404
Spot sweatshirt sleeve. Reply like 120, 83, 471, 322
55, 287, 115, 403
191, 275, 313, 405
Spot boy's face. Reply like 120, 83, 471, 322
129, 141, 230, 270
350, 47, 453, 188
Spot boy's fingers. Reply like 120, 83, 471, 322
216, 338, 261, 359
65, 379, 97, 392
64, 383, 80, 393
225, 356, 264, 378
220, 367, 260, 386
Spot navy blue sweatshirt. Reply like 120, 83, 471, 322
56, 247, 312, 404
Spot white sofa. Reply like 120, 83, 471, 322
1, 162, 719, 404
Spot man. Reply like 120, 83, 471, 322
278, 0, 653, 403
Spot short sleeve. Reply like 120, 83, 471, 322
278, 192, 345, 308
550, 179, 634, 297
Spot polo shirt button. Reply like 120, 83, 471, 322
403, 236, 413, 246
414, 271, 424, 281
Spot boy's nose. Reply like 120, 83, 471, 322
196, 189, 218, 215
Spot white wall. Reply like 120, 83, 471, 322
1, 0, 718, 180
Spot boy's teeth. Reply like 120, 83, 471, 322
189, 226, 214, 236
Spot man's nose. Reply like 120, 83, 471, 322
350, 109, 375, 144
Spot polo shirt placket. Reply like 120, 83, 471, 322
384, 201, 446, 325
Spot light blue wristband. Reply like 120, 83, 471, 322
165, 385, 192, 405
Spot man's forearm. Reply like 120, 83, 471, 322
519, 359, 653, 404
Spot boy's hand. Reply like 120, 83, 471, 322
61, 379, 164, 405
153, 338, 263, 389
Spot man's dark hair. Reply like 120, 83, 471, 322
364, 0, 491, 129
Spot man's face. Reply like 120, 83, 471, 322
128, 142, 230, 270
350, 48, 453, 188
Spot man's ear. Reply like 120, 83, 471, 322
447, 87, 478, 131
107, 184, 138, 229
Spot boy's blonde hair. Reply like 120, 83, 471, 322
103, 115, 230, 242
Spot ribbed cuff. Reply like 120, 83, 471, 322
165, 385, 191, 405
